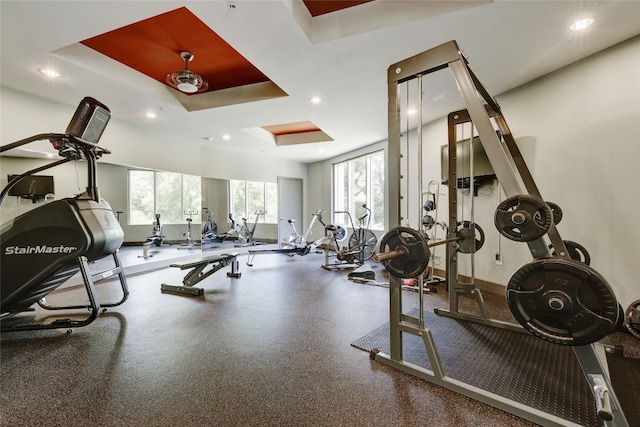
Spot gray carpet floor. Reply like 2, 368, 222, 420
1, 244, 638, 426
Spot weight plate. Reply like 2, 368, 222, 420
615, 304, 625, 331
549, 240, 591, 265
422, 214, 435, 230
348, 228, 378, 261
507, 258, 619, 346
625, 299, 640, 340
535, 201, 563, 226
456, 221, 485, 254
377, 227, 430, 279
495, 194, 553, 242
548, 201, 563, 225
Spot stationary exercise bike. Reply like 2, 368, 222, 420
0, 97, 129, 332
178, 210, 200, 250
234, 209, 266, 247
201, 208, 226, 243
147, 214, 165, 246
281, 208, 325, 249
320, 204, 377, 269
138, 213, 165, 258
246, 209, 329, 266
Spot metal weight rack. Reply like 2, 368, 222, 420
372, 40, 629, 427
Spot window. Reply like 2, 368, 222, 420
333, 151, 384, 230
229, 180, 278, 224
128, 170, 201, 225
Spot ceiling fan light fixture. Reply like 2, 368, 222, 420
166, 51, 208, 94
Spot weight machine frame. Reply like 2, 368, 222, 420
373, 40, 628, 427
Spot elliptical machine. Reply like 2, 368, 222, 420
0, 97, 129, 332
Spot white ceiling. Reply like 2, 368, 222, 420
1, 1, 639, 164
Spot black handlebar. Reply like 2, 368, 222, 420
0, 133, 110, 156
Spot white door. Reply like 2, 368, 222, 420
277, 177, 303, 247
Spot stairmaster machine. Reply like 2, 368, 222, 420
0, 97, 129, 332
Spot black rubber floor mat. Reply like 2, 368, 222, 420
606, 352, 640, 426
352, 309, 602, 426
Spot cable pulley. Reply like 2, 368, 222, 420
494, 194, 553, 242
506, 258, 620, 346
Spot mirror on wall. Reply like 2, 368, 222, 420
200, 177, 232, 255
1, 155, 280, 263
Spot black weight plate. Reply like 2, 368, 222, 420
625, 299, 640, 340
535, 201, 563, 226
494, 194, 552, 242
547, 201, 563, 225
507, 258, 619, 346
377, 227, 429, 279
549, 240, 591, 265
456, 221, 485, 254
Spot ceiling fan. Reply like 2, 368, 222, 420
166, 51, 208, 94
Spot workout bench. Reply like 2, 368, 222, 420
160, 253, 241, 296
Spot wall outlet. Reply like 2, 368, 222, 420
495, 253, 503, 266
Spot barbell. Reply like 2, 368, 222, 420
374, 223, 485, 279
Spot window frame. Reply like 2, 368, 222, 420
127, 169, 201, 225
332, 150, 384, 231
228, 179, 278, 224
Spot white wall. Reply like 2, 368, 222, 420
0, 87, 307, 243
0, 157, 89, 221
0, 87, 308, 182
311, 36, 640, 308
491, 37, 640, 307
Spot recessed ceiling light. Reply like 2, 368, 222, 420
570, 18, 593, 31
309, 96, 322, 104
38, 68, 61, 78
144, 107, 162, 119
222, 134, 231, 140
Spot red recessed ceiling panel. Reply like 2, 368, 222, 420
81, 7, 270, 93
262, 121, 321, 136
303, 0, 374, 17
